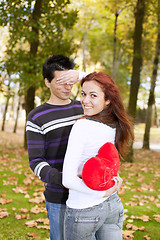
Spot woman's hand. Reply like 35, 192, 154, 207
77, 174, 82, 179
103, 174, 123, 198
56, 70, 79, 85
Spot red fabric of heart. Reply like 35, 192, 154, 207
82, 142, 119, 190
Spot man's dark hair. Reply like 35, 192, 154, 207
42, 54, 74, 82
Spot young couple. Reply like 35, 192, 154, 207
26, 55, 134, 240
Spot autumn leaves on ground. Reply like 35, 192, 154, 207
0, 130, 160, 240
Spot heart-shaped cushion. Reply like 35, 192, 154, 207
82, 142, 119, 191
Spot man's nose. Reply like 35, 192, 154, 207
65, 84, 73, 90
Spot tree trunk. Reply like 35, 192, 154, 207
114, 46, 123, 82
24, 86, 36, 149
143, 0, 160, 149
82, 32, 87, 72
24, 0, 43, 149
125, 0, 145, 162
112, 10, 121, 83
13, 95, 21, 133
1, 81, 11, 131
154, 103, 159, 127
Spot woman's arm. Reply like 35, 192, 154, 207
56, 70, 87, 85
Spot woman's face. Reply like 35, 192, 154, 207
81, 80, 110, 116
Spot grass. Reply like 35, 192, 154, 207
0, 123, 160, 239
119, 148, 160, 240
0, 131, 50, 240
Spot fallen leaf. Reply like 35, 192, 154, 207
12, 186, 28, 194
15, 213, 22, 220
24, 194, 30, 198
0, 198, 12, 205
30, 205, 46, 214
36, 218, 49, 225
122, 230, 134, 240
138, 226, 147, 231
137, 215, 150, 222
125, 201, 138, 206
1, 193, 6, 198
37, 225, 50, 229
127, 219, 134, 223
153, 215, 160, 223
20, 208, 29, 213
27, 231, 38, 238
29, 196, 45, 204
25, 220, 37, 228
125, 223, 147, 232
124, 214, 129, 219
144, 235, 151, 240
126, 223, 138, 231
0, 208, 10, 218
146, 206, 151, 209
23, 178, 32, 185
15, 213, 30, 219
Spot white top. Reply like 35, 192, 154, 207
62, 118, 116, 209
78, 70, 88, 81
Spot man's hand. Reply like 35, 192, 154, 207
103, 174, 123, 198
56, 70, 79, 85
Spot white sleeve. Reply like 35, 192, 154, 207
62, 120, 105, 197
78, 71, 88, 81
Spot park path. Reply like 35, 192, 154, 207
1, 120, 160, 152
133, 141, 160, 152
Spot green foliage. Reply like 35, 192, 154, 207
0, 0, 159, 106
0, 0, 78, 99
69, 0, 137, 101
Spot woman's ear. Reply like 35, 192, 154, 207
106, 100, 110, 106
45, 78, 50, 88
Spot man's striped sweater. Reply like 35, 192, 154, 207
26, 100, 83, 204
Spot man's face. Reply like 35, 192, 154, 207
45, 70, 73, 104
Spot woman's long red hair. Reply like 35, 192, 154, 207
81, 72, 134, 158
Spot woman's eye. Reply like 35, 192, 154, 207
91, 94, 97, 98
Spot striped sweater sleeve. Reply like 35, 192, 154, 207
26, 115, 62, 186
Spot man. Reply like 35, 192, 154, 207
26, 55, 84, 240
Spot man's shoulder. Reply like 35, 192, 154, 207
71, 99, 81, 106
70, 100, 83, 115
27, 103, 47, 120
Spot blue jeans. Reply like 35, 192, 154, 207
45, 200, 66, 240
64, 193, 124, 240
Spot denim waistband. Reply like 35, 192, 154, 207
105, 192, 118, 202
66, 193, 118, 212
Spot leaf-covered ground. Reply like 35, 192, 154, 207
119, 150, 160, 240
0, 130, 160, 240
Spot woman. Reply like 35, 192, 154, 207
62, 72, 134, 240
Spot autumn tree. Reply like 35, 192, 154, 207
143, 0, 160, 149
0, 0, 78, 148
126, 0, 146, 162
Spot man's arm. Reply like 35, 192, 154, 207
26, 119, 62, 186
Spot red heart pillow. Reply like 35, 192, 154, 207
82, 142, 119, 191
